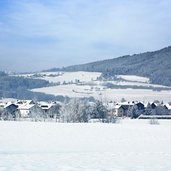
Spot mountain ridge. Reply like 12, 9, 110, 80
45, 46, 171, 86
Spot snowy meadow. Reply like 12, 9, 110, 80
0, 120, 171, 171
28, 71, 171, 102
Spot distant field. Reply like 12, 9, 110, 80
32, 84, 171, 102
41, 71, 101, 83
117, 75, 150, 83
19, 71, 101, 83
0, 120, 171, 171
27, 71, 171, 102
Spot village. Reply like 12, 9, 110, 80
0, 98, 171, 122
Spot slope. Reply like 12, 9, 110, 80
47, 46, 171, 86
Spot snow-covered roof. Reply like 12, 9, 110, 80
39, 101, 61, 110
40, 104, 53, 110
114, 105, 122, 109
165, 104, 171, 110
144, 102, 150, 108
114, 101, 139, 109
4, 102, 14, 108
117, 101, 135, 106
16, 100, 34, 105
18, 104, 35, 110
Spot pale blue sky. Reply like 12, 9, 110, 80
0, 0, 171, 72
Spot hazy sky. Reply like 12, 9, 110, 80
0, 0, 171, 72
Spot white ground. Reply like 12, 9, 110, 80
17, 71, 171, 102
108, 80, 167, 88
32, 84, 171, 102
0, 120, 171, 171
42, 71, 101, 83
18, 71, 101, 84
39, 72, 168, 88
116, 75, 150, 83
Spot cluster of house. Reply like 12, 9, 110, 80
0, 99, 171, 120
110, 101, 171, 119
0, 99, 61, 120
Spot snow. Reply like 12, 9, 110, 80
108, 80, 168, 88
32, 84, 171, 102
18, 71, 101, 83
44, 71, 101, 83
117, 75, 150, 83
33, 84, 99, 98
0, 120, 171, 170
16, 71, 171, 102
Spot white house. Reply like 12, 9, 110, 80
18, 104, 43, 118
38, 102, 61, 118
113, 102, 134, 117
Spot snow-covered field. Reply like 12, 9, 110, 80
17, 71, 171, 102
18, 71, 101, 83
116, 75, 150, 83
41, 71, 101, 83
0, 120, 171, 171
32, 84, 171, 102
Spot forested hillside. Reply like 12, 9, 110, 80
47, 46, 171, 86
0, 72, 64, 101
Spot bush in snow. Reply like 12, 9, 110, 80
59, 99, 89, 123
89, 100, 108, 122
149, 117, 159, 125
59, 99, 110, 123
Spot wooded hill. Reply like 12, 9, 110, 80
0, 72, 65, 101
47, 46, 171, 86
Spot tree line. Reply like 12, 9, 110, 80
0, 71, 66, 101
